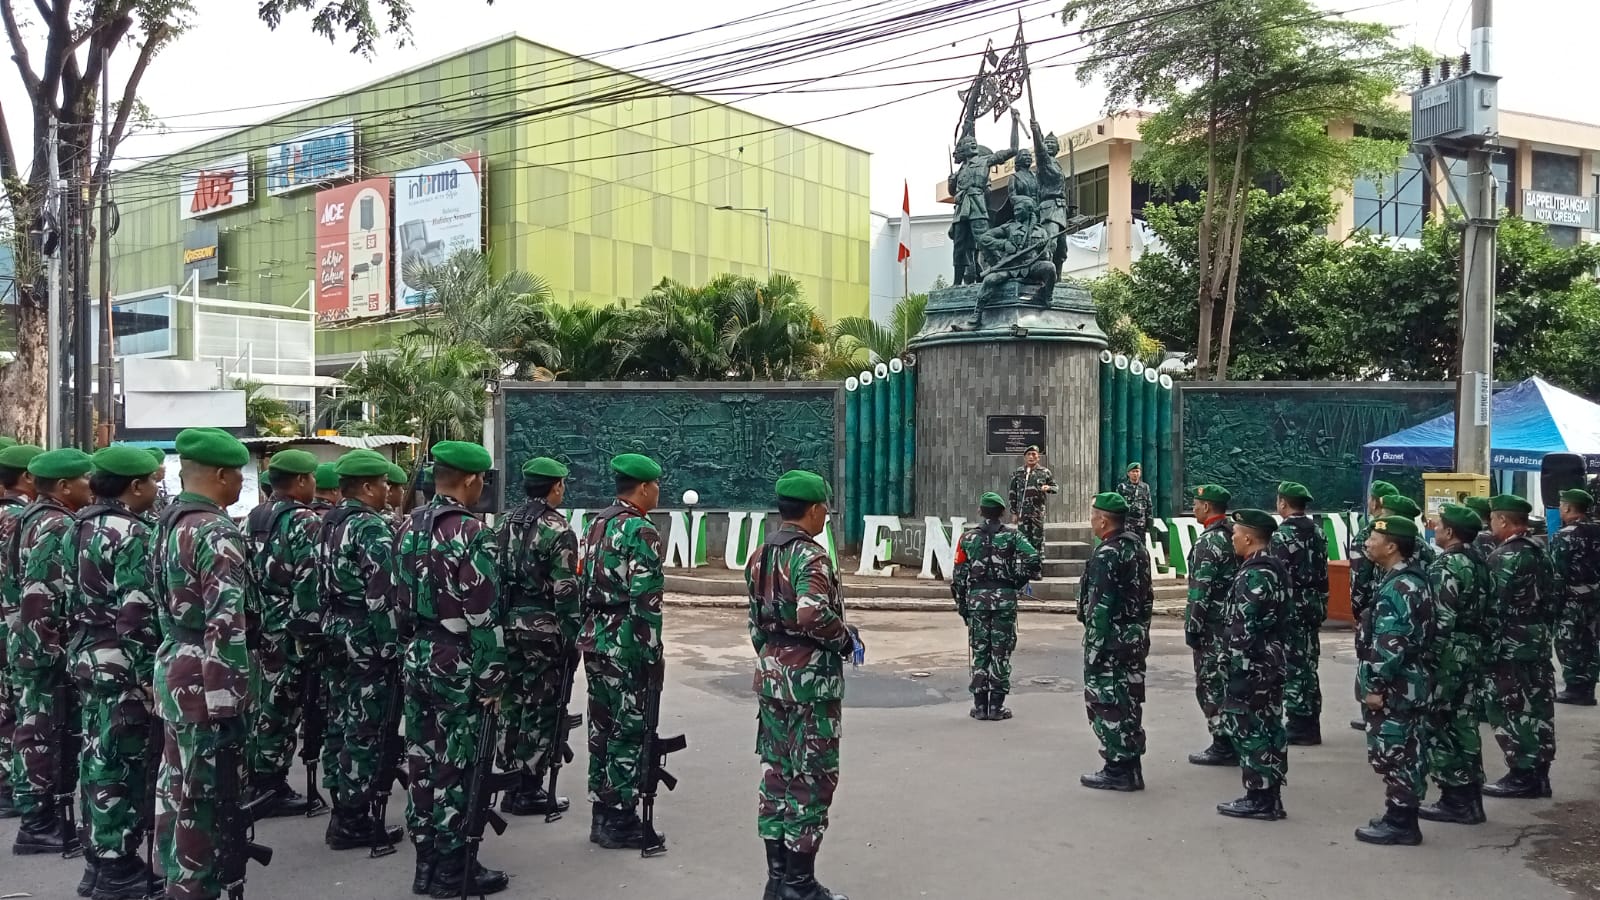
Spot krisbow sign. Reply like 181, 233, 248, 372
179, 154, 251, 219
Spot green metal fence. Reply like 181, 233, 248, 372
842, 358, 916, 543
1099, 353, 1177, 516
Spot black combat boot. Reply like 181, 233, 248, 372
251, 776, 312, 818
76, 847, 99, 897
1217, 788, 1283, 821
777, 848, 848, 900
12, 804, 67, 854
763, 839, 786, 900
90, 855, 150, 900
594, 806, 661, 850
1350, 716, 1366, 732
0, 783, 18, 819
589, 802, 607, 844
1286, 715, 1322, 746
411, 840, 436, 896
324, 802, 345, 845
969, 689, 988, 720
1079, 761, 1139, 792
1482, 768, 1545, 799
988, 692, 1012, 720
1187, 737, 1238, 766
1355, 805, 1423, 845
1418, 784, 1486, 824
327, 802, 377, 851
500, 773, 568, 817
1555, 683, 1597, 706
1537, 763, 1554, 798
1130, 760, 1146, 791
428, 852, 509, 899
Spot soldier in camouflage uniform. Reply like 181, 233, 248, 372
579, 452, 669, 851
386, 463, 411, 531
951, 492, 1041, 721
1348, 480, 1399, 731
746, 469, 855, 900
1354, 515, 1436, 846
1007, 446, 1057, 552
1116, 463, 1153, 538
493, 456, 580, 817
312, 462, 340, 511
242, 449, 321, 817
1216, 509, 1290, 822
1481, 494, 1559, 800
1465, 496, 1498, 555
68, 446, 164, 897
1551, 489, 1600, 706
1419, 503, 1492, 827
1077, 491, 1153, 792
9, 447, 94, 855
145, 448, 173, 518
150, 429, 261, 900
1185, 484, 1239, 766
1271, 482, 1330, 746
1380, 495, 1434, 567
0, 441, 40, 819
392, 441, 508, 898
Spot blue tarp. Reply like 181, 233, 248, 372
1363, 377, 1600, 471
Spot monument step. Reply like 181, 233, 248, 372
1042, 558, 1086, 578
1043, 522, 1094, 542
1044, 540, 1092, 560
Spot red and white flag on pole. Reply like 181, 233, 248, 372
897, 180, 912, 268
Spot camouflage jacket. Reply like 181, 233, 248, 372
319, 499, 400, 659
0, 493, 27, 626
1426, 544, 1491, 695
1007, 465, 1057, 521
1473, 531, 1498, 556
66, 500, 158, 695
1077, 531, 1153, 671
1222, 551, 1290, 699
495, 498, 581, 646
951, 521, 1041, 611
1358, 561, 1436, 712
150, 493, 259, 723
1549, 519, 1600, 607
393, 494, 505, 698
1270, 514, 1330, 626
1487, 532, 1555, 663
1115, 480, 1153, 533
10, 498, 77, 675
1185, 515, 1236, 643
577, 500, 664, 667
1348, 517, 1378, 618
745, 523, 853, 703
244, 499, 322, 639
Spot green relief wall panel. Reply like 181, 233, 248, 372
499, 384, 841, 510
1176, 383, 1457, 513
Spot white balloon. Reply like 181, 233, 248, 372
682, 489, 700, 506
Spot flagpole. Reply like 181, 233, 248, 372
1018, 12, 1037, 124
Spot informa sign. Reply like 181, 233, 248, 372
314, 178, 391, 322
182, 223, 221, 282
1522, 190, 1598, 230
393, 154, 484, 310
985, 415, 1047, 455
266, 121, 358, 196
179, 154, 251, 219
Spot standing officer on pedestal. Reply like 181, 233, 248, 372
1216, 509, 1290, 822
1077, 492, 1153, 792
1007, 446, 1057, 552
1272, 481, 1329, 746
1185, 484, 1238, 766
951, 492, 1041, 721
1116, 463, 1153, 538
1550, 489, 1600, 706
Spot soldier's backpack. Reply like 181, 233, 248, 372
497, 498, 550, 610
244, 500, 310, 593
67, 503, 144, 652
393, 499, 474, 630
752, 527, 811, 637
579, 503, 642, 612
319, 502, 384, 615
149, 499, 241, 644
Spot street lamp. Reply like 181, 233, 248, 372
715, 205, 772, 279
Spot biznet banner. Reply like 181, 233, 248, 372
314, 178, 391, 323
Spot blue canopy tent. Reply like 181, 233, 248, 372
1363, 376, 1600, 475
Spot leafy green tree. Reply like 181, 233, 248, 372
717, 275, 828, 380
233, 379, 303, 437
535, 302, 629, 381
830, 293, 928, 363
340, 336, 495, 445
403, 249, 553, 379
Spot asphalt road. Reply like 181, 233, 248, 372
4, 609, 1593, 900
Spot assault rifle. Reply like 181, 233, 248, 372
370, 659, 410, 857
459, 710, 516, 900
143, 711, 163, 882
637, 678, 686, 859
217, 741, 275, 900
543, 646, 583, 823
297, 643, 330, 818
52, 682, 83, 858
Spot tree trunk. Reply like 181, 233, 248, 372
0, 304, 50, 442
1192, 48, 1222, 380
1214, 189, 1250, 381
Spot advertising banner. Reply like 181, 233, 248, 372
267, 121, 358, 196
314, 177, 391, 322
179, 154, 251, 219
392, 154, 484, 310
182, 223, 220, 282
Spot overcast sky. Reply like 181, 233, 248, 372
7, 0, 1596, 216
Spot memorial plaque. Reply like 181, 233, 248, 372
985, 415, 1046, 455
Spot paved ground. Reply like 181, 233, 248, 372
6, 609, 1598, 899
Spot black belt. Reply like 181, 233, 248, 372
763, 632, 825, 651
167, 624, 204, 643
973, 580, 1020, 591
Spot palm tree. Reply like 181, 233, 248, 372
403, 249, 555, 379
233, 379, 303, 437
340, 335, 495, 445
534, 303, 628, 381
616, 278, 730, 380
830, 293, 927, 363
717, 275, 828, 380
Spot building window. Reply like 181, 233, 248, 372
99, 293, 176, 360
1525, 150, 1581, 246
1354, 153, 1427, 239
1437, 150, 1514, 216
1074, 166, 1110, 218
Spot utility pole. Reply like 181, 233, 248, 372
46, 117, 62, 449
96, 49, 115, 446
73, 133, 93, 450
1454, 0, 1496, 477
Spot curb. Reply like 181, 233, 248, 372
665, 595, 1189, 616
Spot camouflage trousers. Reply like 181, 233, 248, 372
584, 651, 648, 811
0, 634, 15, 794
402, 662, 485, 856
79, 691, 152, 859
247, 631, 304, 782
497, 632, 563, 776
1426, 670, 1485, 789
1016, 516, 1045, 555
1484, 657, 1557, 769
1284, 616, 1323, 719
966, 608, 1017, 695
1363, 705, 1425, 809
756, 696, 841, 854
1555, 598, 1600, 689
1083, 664, 1145, 764
332, 652, 389, 807
1191, 639, 1228, 738
9, 666, 70, 814
320, 648, 348, 794
155, 720, 241, 900
1223, 693, 1287, 790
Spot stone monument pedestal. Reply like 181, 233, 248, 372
909, 282, 1106, 522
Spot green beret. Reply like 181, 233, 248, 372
313, 462, 340, 490
1490, 494, 1533, 515
1194, 484, 1230, 505
610, 452, 662, 482
267, 449, 318, 475
92, 445, 159, 478
147, 448, 168, 467
1276, 481, 1313, 502
335, 450, 391, 478
28, 448, 93, 480
1370, 480, 1399, 499
1126, 462, 1142, 473
775, 469, 830, 503
387, 463, 409, 486
1560, 489, 1594, 511
1371, 515, 1419, 540
522, 457, 570, 478
1438, 503, 1483, 533
1463, 496, 1491, 519
1093, 491, 1128, 514
979, 491, 1006, 510
175, 428, 249, 468
1380, 494, 1421, 519
0, 437, 15, 450
1231, 508, 1277, 535
0, 444, 44, 470
432, 441, 493, 475
1025, 445, 1041, 454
